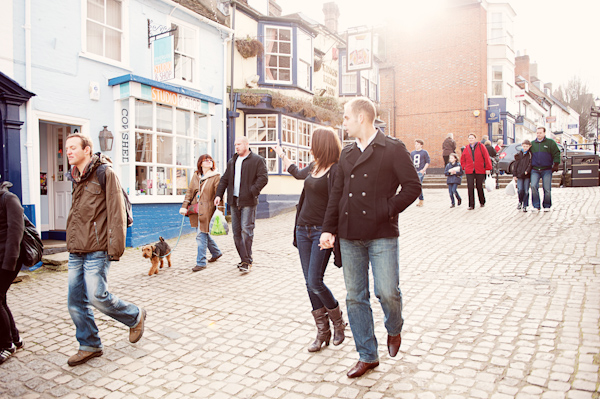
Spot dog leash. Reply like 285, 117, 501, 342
156, 215, 186, 258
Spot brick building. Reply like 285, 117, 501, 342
379, 1, 489, 171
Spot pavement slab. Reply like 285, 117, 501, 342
1, 187, 599, 398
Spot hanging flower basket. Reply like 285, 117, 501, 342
235, 36, 264, 59
240, 92, 262, 106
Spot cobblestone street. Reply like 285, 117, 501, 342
1, 187, 599, 399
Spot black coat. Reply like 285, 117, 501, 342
0, 189, 24, 271
323, 131, 422, 240
512, 151, 532, 179
289, 162, 342, 267
216, 150, 269, 208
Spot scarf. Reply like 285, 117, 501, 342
69, 153, 100, 184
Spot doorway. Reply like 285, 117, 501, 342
39, 122, 80, 234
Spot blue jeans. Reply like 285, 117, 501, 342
196, 230, 221, 267
448, 183, 461, 205
230, 203, 257, 264
340, 237, 403, 363
296, 225, 337, 311
530, 169, 552, 209
417, 172, 425, 200
517, 177, 531, 207
68, 251, 141, 352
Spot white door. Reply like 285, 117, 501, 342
51, 125, 73, 230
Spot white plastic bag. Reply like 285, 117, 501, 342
209, 210, 229, 236
485, 175, 495, 192
505, 180, 516, 196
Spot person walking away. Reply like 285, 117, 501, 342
180, 154, 222, 271
214, 136, 268, 273
0, 182, 25, 365
444, 153, 463, 208
494, 139, 503, 153
460, 133, 492, 210
512, 140, 533, 212
411, 139, 430, 207
320, 97, 422, 378
272, 128, 346, 353
442, 133, 457, 166
65, 133, 146, 367
530, 127, 560, 212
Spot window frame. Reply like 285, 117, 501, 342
492, 65, 503, 96
263, 25, 294, 85
168, 17, 200, 88
81, 0, 130, 68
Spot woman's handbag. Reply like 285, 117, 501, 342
187, 175, 209, 216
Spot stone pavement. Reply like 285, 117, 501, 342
2, 187, 599, 399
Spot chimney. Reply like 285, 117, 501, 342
323, 2, 340, 33
515, 54, 530, 82
269, 0, 282, 17
530, 62, 538, 80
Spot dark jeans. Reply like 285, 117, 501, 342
230, 202, 257, 264
466, 173, 486, 207
0, 265, 22, 349
517, 177, 531, 207
295, 225, 337, 311
448, 183, 461, 205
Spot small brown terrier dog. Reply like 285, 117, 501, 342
141, 237, 172, 276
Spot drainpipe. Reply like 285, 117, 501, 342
228, 1, 237, 160
24, 0, 41, 230
222, 30, 233, 173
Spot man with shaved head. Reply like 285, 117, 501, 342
215, 136, 268, 272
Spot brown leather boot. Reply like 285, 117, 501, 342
326, 305, 347, 346
308, 307, 331, 352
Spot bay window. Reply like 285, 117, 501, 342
264, 27, 292, 83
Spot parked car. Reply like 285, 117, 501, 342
497, 143, 595, 174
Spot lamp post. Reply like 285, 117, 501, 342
591, 97, 600, 154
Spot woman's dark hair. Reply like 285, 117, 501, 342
197, 154, 215, 174
311, 128, 342, 174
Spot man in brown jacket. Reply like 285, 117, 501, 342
65, 133, 145, 367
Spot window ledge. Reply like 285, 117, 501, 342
79, 52, 132, 71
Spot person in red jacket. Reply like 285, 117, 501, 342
460, 133, 492, 210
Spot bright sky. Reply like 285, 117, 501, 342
276, 0, 600, 97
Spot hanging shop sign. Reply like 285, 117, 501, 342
346, 31, 372, 72
152, 35, 175, 82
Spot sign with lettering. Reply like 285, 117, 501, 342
121, 108, 129, 163
486, 110, 500, 123
152, 35, 174, 82
322, 63, 338, 97
151, 87, 210, 114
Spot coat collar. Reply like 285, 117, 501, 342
350, 130, 387, 171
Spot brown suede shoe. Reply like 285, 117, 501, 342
207, 253, 222, 263
67, 350, 103, 367
129, 308, 146, 343
347, 360, 379, 378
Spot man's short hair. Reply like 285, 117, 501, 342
67, 133, 93, 153
537, 127, 546, 132
468, 133, 477, 138
522, 139, 532, 145
415, 139, 424, 146
345, 97, 376, 124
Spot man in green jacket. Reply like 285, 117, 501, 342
530, 127, 561, 212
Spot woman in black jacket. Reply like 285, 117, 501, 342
273, 128, 346, 353
512, 140, 533, 212
0, 182, 25, 364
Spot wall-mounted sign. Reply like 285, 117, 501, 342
346, 31, 372, 71
152, 35, 175, 82
151, 87, 210, 114
322, 63, 338, 96
568, 124, 578, 129
486, 110, 500, 123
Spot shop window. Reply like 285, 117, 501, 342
247, 115, 277, 142
86, 0, 123, 62
298, 120, 311, 147
298, 148, 311, 170
132, 99, 209, 197
282, 116, 297, 145
252, 145, 278, 173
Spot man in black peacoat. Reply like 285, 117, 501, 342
320, 98, 421, 378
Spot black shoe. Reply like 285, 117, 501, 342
239, 262, 252, 273
14, 338, 24, 349
517, 203, 522, 210
467, 206, 474, 210
0, 344, 16, 364
192, 265, 207, 272
480, 203, 485, 208
457, 198, 462, 206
